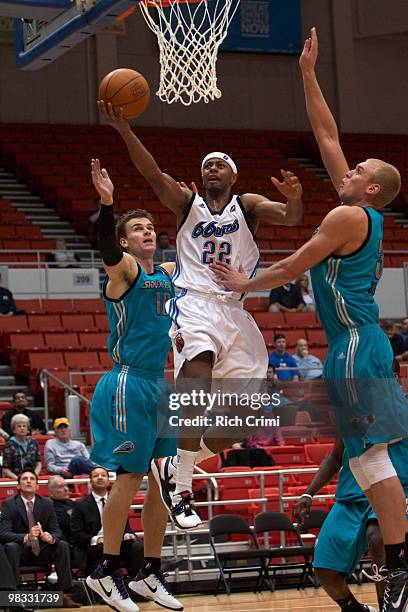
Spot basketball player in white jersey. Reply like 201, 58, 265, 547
99, 101, 303, 528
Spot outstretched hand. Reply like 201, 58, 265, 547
98, 100, 131, 134
209, 261, 249, 293
299, 26, 318, 73
271, 170, 303, 200
177, 181, 198, 195
91, 158, 114, 205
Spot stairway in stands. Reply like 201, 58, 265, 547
0, 166, 93, 261
294, 156, 408, 228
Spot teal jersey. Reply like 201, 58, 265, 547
310, 206, 384, 344
336, 439, 408, 503
103, 264, 174, 374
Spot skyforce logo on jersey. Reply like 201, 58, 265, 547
141, 280, 172, 289
192, 219, 239, 238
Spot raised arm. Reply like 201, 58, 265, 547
299, 27, 349, 194
99, 102, 191, 220
243, 170, 303, 226
210, 204, 368, 292
91, 158, 138, 297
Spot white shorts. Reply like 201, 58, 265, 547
166, 290, 268, 379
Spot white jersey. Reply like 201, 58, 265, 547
172, 194, 259, 300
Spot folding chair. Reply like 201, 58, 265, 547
209, 514, 271, 595
254, 511, 316, 591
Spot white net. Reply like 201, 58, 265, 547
139, 0, 240, 105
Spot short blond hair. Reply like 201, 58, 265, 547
367, 159, 401, 207
10, 413, 30, 432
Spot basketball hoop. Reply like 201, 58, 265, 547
139, 0, 240, 105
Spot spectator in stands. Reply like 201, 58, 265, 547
47, 475, 75, 542
2, 391, 46, 436
399, 318, 408, 350
46, 239, 79, 268
70, 466, 143, 576
2, 414, 41, 479
0, 285, 25, 317
154, 232, 177, 262
44, 418, 96, 477
0, 469, 81, 608
295, 274, 315, 311
268, 334, 300, 381
268, 282, 305, 312
293, 338, 323, 379
383, 320, 405, 360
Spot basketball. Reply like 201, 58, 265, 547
98, 68, 150, 119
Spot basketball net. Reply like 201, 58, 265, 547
139, 0, 240, 105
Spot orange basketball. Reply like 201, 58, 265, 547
98, 68, 150, 119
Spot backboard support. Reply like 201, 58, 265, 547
14, 0, 138, 70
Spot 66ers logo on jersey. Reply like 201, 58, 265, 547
175, 333, 185, 353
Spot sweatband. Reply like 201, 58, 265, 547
201, 152, 238, 175
97, 205, 123, 267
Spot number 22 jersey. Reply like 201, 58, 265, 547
173, 194, 260, 299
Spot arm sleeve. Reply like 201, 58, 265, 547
70, 504, 92, 548
0, 502, 26, 544
44, 441, 61, 474
2, 442, 14, 469
97, 205, 124, 267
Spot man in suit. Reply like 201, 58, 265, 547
47, 475, 75, 542
0, 469, 81, 608
71, 466, 144, 576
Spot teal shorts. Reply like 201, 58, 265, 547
314, 489, 408, 574
90, 364, 177, 474
313, 500, 371, 575
323, 324, 408, 458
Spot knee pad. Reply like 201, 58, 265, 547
350, 443, 397, 489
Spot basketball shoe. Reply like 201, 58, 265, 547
86, 566, 139, 612
150, 457, 202, 530
129, 569, 183, 610
381, 569, 408, 612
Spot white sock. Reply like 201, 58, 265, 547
174, 448, 198, 495
195, 438, 215, 465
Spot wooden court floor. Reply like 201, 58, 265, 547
45, 583, 378, 612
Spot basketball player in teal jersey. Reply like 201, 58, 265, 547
210, 27, 408, 612
85, 159, 182, 612
296, 438, 408, 612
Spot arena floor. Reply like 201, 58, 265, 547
47, 583, 378, 612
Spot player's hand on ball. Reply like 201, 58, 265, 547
91, 158, 114, 205
299, 26, 318, 73
293, 495, 312, 525
271, 170, 303, 200
209, 261, 249, 292
98, 100, 130, 133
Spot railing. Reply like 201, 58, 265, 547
0, 249, 100, 268
40, 369, 91, 431
1, 248, 407, 270
0, 466, 325, 582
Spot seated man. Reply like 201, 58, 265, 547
47, 475, 75, 542
0, 285, 25, 317
2, 414, 41, 479
44, 418, 96, 477
2, 391, 46, 436
268, 282, 305, 312
71, 466, 144, 576
0, 469, 80, 608
292, 338, 323, 380
268, 334, 300, 381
